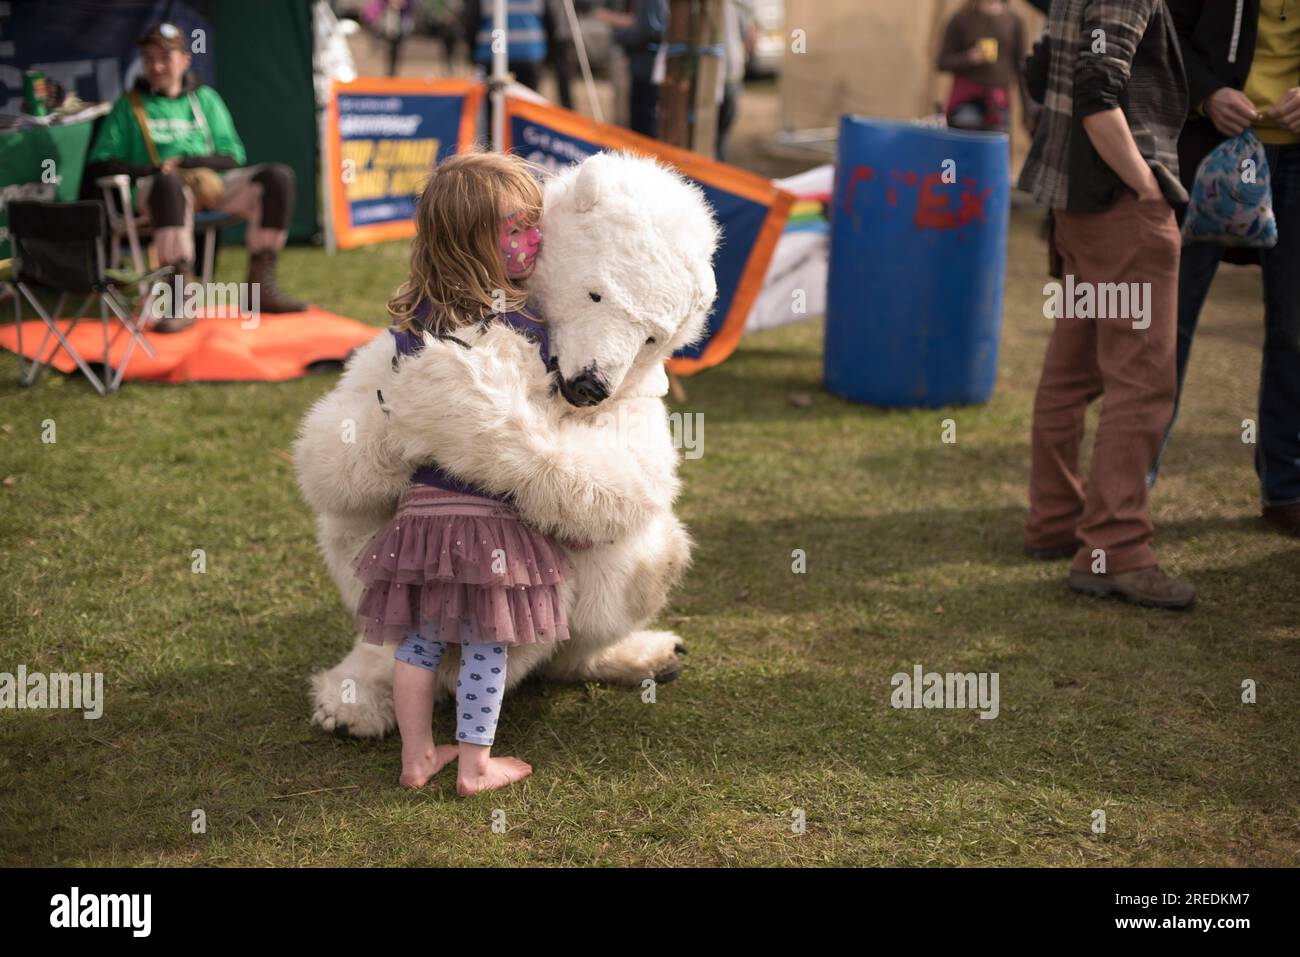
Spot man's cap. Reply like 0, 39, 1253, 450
138, 22, 185, 52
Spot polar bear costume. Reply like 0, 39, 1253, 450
295, 152, 721, 737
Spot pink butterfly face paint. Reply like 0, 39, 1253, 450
499, 208, 543, 280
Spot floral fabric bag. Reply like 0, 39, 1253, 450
1181, 130, 1279, 248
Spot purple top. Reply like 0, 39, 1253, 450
392, 303, 550, 500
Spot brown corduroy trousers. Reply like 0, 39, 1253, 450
1025, 192, 1182, 574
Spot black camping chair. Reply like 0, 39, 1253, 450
7, 200, 170, 394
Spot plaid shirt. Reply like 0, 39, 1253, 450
1019, 0, 1189, 212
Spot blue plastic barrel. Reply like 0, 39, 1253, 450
824, 115, 1010, 407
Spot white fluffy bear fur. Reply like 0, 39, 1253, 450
295, 151, 720, 737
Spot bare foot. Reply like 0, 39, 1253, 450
457, 756, 532, 796
399, 744, 459, 789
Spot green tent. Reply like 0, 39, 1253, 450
210, 0, 319, 243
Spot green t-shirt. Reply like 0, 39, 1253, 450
88, 83, 246, 169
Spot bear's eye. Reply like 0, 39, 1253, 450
588, 292, 601, 302
645, 337, 656, 345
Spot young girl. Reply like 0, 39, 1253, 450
352, 150, 564, 796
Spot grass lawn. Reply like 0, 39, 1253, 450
1, 208, 1297, 867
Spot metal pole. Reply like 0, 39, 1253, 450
321, 100, 337, 254
491, 0, 508, 152
562, 0, 603, 122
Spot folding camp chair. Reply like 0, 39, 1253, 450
98, 174, 241, 286
7, 200, 170, 395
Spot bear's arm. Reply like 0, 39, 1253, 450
503, 396, 682, 543
385, 340, 675, 543
293, 334, 411, 519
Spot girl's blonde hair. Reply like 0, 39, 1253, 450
388, 150, 544, 334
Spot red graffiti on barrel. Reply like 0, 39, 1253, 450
842, 164, 993, 231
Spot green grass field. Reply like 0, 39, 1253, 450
2, 209, 1297, 866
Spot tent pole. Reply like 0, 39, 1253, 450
491, 0, 508, 152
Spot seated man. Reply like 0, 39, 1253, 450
86, 22, 305, 331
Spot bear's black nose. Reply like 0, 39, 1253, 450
559, 369, 609, 407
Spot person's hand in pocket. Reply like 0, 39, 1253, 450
1134, 167, 1165, 203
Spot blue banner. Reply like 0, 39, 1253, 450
325, 78, 482, 250
0, 0, 213, 114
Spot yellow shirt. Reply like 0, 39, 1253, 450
1245, 0, 1300, 144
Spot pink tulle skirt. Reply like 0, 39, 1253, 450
353, 485, 573, 646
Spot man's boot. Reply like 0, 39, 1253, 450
1066, 565, 1197, 610
150, 260, 199, 333
1262, 503, 1300, 538
247, 249, 306, 314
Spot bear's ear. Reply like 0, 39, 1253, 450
543, 177, 568, 209
573, 152, 610, 212
687, 256, 718, 324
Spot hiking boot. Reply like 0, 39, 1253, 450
1067, 565, 1197, 610
1262, 503, 1300, 538
247, 249, 306, 314
150, 261, 199, 333
1025, 540, 1081, 560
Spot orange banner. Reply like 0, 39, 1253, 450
504, 96, 793, 376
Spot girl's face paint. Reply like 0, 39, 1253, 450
499, 208, 543, 280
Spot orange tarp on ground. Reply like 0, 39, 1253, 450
0, 307, 381, 383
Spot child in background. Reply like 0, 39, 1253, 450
937, 0, 1028, 134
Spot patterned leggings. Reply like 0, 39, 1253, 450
394, 631, 507, 746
